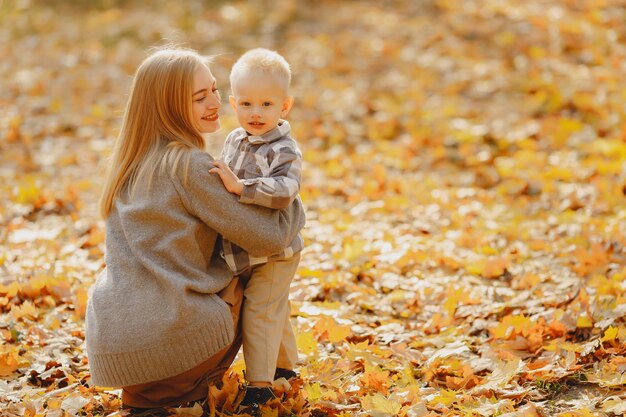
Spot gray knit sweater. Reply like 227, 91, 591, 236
85, 149, 305, 387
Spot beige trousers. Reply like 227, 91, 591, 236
243, 253, 300, 383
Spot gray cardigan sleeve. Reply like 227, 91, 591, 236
174, 150, 305, 257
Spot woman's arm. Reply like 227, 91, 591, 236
173, 149, 305, 257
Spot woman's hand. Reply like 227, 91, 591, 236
209, 160, 244, 195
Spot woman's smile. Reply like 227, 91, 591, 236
202, 112, 219, 122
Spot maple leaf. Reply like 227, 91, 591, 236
314, 316, 352, 343
360, 369, 391, 395
360, 393, 402, 417
11, 300, 38, 321
475, 359, 525, 392
600, 396, 626, 415
0, 346, 21, 376
60, 394, 91, 414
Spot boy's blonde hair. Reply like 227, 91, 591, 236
230, 48, 291, 94
100, 47, 211, 218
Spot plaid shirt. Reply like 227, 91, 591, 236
220, 120, 304, 274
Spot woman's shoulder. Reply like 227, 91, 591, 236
169, 148, 215, 180
188, 148, 215, 165
170, 147, 227, 203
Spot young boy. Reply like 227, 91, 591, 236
209, 48, 304, 409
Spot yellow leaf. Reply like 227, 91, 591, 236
20, 275, 47, 299
557, 408, 598, 417
601, 326, 618, 342
46, 398, 62, 409
230, 358, 245, 376
11, 300, 38, 320
428, 389, 457, 407
372, 164, 386, 184
74, 288, 88, 320
490, 315, 533, 339
544, 341, 584, 353
361, 393, 402, 417
91, 104, 105, 118
576, 314, 593, 328
0, 346, 21, 376
495, 31, 516, 47
304, 382, 322, 402
529, 46, 547, 59
466, 257, 508, 278
343, 239, 366, 262
296, 331, 318, 356
0, 282, 19, 298
15, 177, 43, 206
314, 316, 351, 343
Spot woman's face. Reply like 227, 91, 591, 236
192, 64, 221, 133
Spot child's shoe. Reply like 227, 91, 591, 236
274, 367, 297, 380
237, 386, 277, 416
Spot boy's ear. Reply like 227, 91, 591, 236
281, 96, 294, 118
229, 95, 237, 112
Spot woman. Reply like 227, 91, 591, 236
85, 47, 305, 411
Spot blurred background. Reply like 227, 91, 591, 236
1, 1, 626, 415
2, 0, 626, 209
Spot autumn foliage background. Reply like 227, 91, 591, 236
1, 0, 626, 416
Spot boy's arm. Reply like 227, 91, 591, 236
210, 160, 243, 195
175, 150, 304, 256
239, 143, 302, 209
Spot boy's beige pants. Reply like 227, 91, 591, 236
243, 253, 300, 383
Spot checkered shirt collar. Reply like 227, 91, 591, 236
246, 120, 291, 144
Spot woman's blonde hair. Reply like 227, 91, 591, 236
100, 48, 211, 218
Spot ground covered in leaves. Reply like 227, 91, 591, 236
1, 0, 626, 416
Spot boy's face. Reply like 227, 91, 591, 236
229, 74, 294, 136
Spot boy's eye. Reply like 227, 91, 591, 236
241, 102, 251, 106
263, 102, 272, 107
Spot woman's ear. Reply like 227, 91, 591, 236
281, 96, 294, 118
229, 96, 237, 112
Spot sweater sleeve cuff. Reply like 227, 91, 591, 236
239, 183, 257, 204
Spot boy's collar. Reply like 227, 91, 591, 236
246, 120, 291, 144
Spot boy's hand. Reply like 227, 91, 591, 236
210, 160, 244, 195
